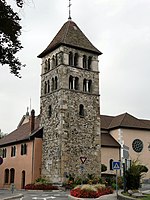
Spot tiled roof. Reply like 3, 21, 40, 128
38, 20, 102, 58
101, 133, 120, 148
0, 116, 41, 147
101, 113, 150, 130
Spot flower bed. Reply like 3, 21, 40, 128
70, 184, 113, 198
24, 183, 58, 190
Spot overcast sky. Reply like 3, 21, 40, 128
1, 0, 150, 133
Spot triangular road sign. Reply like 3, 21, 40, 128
80, 156, 87, 164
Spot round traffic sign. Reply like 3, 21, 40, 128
0, 157, 3, 165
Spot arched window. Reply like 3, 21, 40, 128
47, 80, 50, 93
21, 144, 27, 155
79, 104, 84, 117
10, 168, 15, 183
44, 81, 47, 94
44, 60, 48, 72
52, 56, 55, 68
69, 76, 73, 89
3, 148, 7, 158
11, 146, 16, 157
48, 105, 52, 118
51, 78, 54, 91
55, 77, 58, 90
83, 79, 86, 92
74, 53, 79, 67
88, 56, 92, 70
83, 55, 87, 69
69, 52, 73, 66
4, 169, 9, 184
48, 58, 50, 70
88, 80, 92, 93
75, 77, 79, 90
110, 159, 113, 170
55, 54, 58, 66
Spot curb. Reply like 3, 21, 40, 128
2, 194, 24, 200
68, 194, 102, 199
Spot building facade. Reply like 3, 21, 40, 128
38, 19, 102, 183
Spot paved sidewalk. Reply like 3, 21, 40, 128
99, 193, 117, 200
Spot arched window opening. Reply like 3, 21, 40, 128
79, 104, 84, 117
11, 146, 16, 157
10, 168, 15, 183
44, 81, 47, 94
74, 53, 79, 67
21, 144, 27, 155
48, 58, 50, 70
44, 60, 48, 72
55, 54, 58, 66
55, 77, 58, 90
21, 171, 25, 189
4, 169, 9, 184
48, 105, 52, 118
83, 55, 87, 69
88, 80, 92, 93
88, 56, 92, 70
75, 77, 79, 90
69, 76, 73, 89
51, 78, 54, 91
3, 148, 7, 158
52, 56, 55, 68
69, 52, 73, 66
110, 159, 113, 170
83, 79, 86, 92
47, 80, 50, 93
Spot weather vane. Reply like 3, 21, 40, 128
68, 0, 72, 20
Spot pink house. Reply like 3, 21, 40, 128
0, 110, 43, 189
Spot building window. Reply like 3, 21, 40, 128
4, 169, 9, 184
75, 77, 79, 90
88, 56, 92, 70
2, 148, 7, 158
79, 104, 84, 117
109, 159, 113, 170
48, 58, 50, 70
55, 76, 58, 90
69, 52, 73, 66
52, 56, 55, 68
74, 53, 79, 67
69, 76, 73, 89
51, 78, 54, 91
48, 105, 52, 118
47, 80, 50, 93
44, 81, 47, 94
21, 144, 27, 155
11, 146, 16, 157
10, 168, 15, 183
83, 55, 87, 69
88, 80, 92, 92
44, 60, 48, 72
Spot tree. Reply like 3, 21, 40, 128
125, 159, 148, 190
0, 0, 25, 78
101, 164, 107, 172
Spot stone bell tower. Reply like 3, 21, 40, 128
38, 19, 102, 183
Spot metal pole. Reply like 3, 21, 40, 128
116, 170, 118, 199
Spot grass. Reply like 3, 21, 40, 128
141, 194, 150, 200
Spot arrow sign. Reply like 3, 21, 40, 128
113, 161, 120, 170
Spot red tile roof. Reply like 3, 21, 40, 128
38, 20, 102, 58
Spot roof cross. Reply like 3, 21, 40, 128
68, 0, 72, 20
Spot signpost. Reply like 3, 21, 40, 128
80, 156, 87, 185
113, 161, 120, 199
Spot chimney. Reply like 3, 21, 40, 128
30, 109, 35, 132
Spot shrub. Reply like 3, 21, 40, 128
70, 184, 113, 198
24, 183, 58, 190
